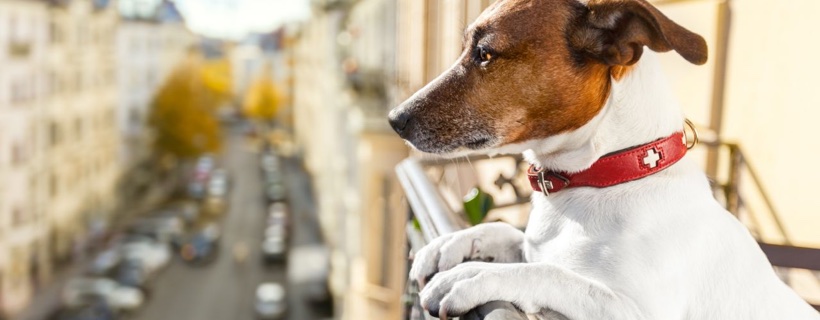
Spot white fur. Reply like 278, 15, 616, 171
411, 51, 820, 319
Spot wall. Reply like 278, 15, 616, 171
653, 0, 820, 247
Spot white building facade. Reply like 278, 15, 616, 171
45, 0, 120, 266
292, 1, 409, 318
0, 0, 121, 316
0, 0, 52, 315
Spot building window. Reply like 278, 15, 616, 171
12, 207, 24, 227
129, 108, 141, 132
75, 118, 83, 139
50, 21, 61, 44
11, 142, 26, 166
49, 71, 58, 95
50, 174, 59, 198
49, 122, 60, 146
75, 71, 82, 91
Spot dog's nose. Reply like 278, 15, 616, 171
388, 110, 412, 136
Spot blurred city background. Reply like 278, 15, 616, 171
0, 0, 819, 319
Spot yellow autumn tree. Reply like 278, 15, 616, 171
148, 53, 231, 159
200, 57, 233, 101
243, 68, 282, 121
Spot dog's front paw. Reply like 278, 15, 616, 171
419, 262, 512, 319
410, 222, 524, 287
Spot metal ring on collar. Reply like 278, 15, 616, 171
684, 118, 699, 150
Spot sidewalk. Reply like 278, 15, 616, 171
12, 186, 172, 320
12, 264, 83, 320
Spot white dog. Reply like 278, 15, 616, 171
388, 0, 820, 319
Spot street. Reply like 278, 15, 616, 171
132, 128, 332, 320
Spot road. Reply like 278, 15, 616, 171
133, 127, 332, 320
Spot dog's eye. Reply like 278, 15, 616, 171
481, 49, 493, 62
475, 46, 495, 65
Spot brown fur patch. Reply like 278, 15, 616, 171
463, 0, 614, 145
388, 0, 707, 154
610, 65, 634, 81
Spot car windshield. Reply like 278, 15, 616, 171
263, 239, 284, 252
256, 284, 284, 302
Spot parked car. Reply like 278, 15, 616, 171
61, 278, 144, 312
260, 153, 281, 173
264, 169, 284, 185
290, 246, 331, 304
114, 257, 149, 293
189, 156, 216, 199
127, 216, 184, 247
265, 223, 288, 243
267, 203, 288, 223
200, 223, 221, 241
156, 201, 200, 227
267, 203, 289, 235
254, 283, 287, 319
116, 236, 172, 276
87, 249, 121, 276
179, 228, 221, 265
196, 155, 215, 172
261, 237, 287, 264
187, 181, 206, 200
265, 183, 287, 203
208, 169, 229, 197
52, 300, 119, 320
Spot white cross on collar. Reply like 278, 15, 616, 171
643, 148, 661, 168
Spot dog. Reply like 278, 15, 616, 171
388, 0, 820, 319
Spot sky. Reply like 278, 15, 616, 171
124, 0, 311, 40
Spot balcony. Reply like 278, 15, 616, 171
8, 41, 32, 58
397, 139, 820, 319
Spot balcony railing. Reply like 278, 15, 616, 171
397, 140, 820, 319
397, 155, 531, 320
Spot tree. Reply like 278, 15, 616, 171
242, 68, 282, 121
200, 57, 233, 101
148, 53, 232, 159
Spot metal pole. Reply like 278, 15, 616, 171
705, 0, 732, 178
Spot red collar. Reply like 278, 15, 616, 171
527, 132, 687, 196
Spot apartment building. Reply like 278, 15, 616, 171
45, 0, 120, 266
117, 0, 194, 169
0, 0, 52, 315
292, 0, 408, 318
0, 0, 120, 315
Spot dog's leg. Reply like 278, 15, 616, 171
410, 222, 524, 286
420, 262, 641, 320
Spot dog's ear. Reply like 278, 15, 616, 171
569, 0, 708, 66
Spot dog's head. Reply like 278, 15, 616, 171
388, 0, 707, 155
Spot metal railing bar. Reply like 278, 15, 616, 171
733, 147, 791, 245
695, 139, 790, 244
397, 163, 443, 241
758, 243, 820, 270
397, 158, 468, 241
736, 198, 763, 239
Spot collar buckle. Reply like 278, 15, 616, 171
535, 168, 570, 197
